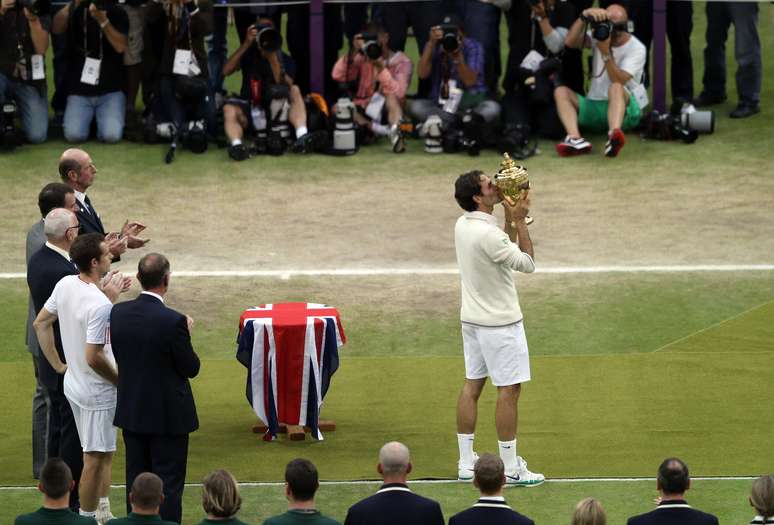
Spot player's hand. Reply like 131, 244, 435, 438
186, 315, 194, 332
503, 190, 531, 221
100, 270, 126, 302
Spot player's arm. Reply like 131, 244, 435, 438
33, 309, 67, 374
85, 343, 118, 386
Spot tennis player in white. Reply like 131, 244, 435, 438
35, 232, 130, 523
453, 170, 544, 487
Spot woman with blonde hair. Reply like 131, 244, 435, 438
571, 497, 606, 525
198, 469, 249, 524
750, 475, 774, 524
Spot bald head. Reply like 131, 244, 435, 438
378, 442, 410, 476
58, 148, 95, 192
606, 4, 628, 24
44, 208, 77, 242
137, 253, 170, 291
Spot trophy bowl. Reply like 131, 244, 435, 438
493, 152, 530, 206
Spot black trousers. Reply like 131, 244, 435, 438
122, 430, 189, 524
48, 387, 83, 512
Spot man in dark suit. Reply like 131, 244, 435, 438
26, 207, 83, 511
57, 148, 149, 261
25, 183, 79, 480
109, 253, 200, 524
627, 457, 719, 525
449, 453, 534, 525
344, 442, 444, 525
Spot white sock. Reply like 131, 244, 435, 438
79, 509, 97, 518
457, 433, 475, 465
98, 497, 110, 510
498, 439, 518, 473
231, 139, 242, 146
371, 122, 389, 136
295, 126, 308, 139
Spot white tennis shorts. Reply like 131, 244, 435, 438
461, 321, 531, 386
69, 402, 118, 453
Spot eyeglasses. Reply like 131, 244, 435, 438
66, 224, 83, 234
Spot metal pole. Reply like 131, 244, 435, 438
652, 0, 667, 112
309, 0, 325, 95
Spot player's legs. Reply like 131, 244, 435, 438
79, 451, 104, 512
495, 383, 521, 441
457, 378, 486, 434
457, 323, 488, 479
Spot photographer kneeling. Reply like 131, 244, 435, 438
331, 22, 412, 153
222, 17, 326, 160
0, 0, 50, 147
53, 0, 128, 143
554, 3, 646, 158
407, 14, 500, 154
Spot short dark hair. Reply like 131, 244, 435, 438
58, 157, 82, 182
474, 453, 504, 494
131, 473, 164, 510
285, 458, 319, 502
40, 458, 73, 499
38, 183, 74, 218
454, 171, 484, 212
657, 457, 689, 495
360, 21, 386, 34
70, 233, 105, 273
137, 253, 170, 290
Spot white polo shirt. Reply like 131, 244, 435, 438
455, 211, 535, 326
44, 275, 116, 410
587, 33, 646, 101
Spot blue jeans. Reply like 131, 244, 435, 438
703, 1, 761, 105
64, 91, 126, 143
0, 73, 48, 143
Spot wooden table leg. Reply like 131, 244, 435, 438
287, 425, 305, 441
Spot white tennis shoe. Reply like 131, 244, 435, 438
457, 452, 480, 481
505, 456, 545, 487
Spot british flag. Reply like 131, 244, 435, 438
236, 303, 346, 440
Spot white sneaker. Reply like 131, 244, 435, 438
556, 135, 592, 157
95, 509, 115, 525
505, 456, 545, 487
389, 125, 406, 153
457, 452, 479, 481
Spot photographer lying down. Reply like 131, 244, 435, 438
0, 0, 50, 147
554, 3, 646, 158
408, 14, 500, 155
331, 22, 413, 154
222, 17, 327, 160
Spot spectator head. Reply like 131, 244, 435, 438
129, 473, 164, 514
657, 457, 690, 496
137, 253, 171, 291
750, 475, 774, 519
606, 4, 629, 24
38, 182, 76, 218
69, 232, 108, 274
202, 469, 242, 519
377, 441, 411, 481
454, 170, 486, 212
58, 148, 96, 192
572, 498, 607, 525
38, 458, 74, 502
285, 459, 319, 503
43, 208, 79, 244
473, 453, 505, 496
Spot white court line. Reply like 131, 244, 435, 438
2, 264, 774, 280
0, 476, 758, 491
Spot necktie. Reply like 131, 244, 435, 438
82, 195, 93, 215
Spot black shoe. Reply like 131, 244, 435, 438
729, 104, 760, 119
228, 143, 249, 161
694, 92, 727, 107
291, 130, 329, 153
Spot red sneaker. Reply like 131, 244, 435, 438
605, 128, 625, 157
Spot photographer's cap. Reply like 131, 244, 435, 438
441, 14, 463, 28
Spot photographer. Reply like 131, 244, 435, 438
222, 17, 327, 160
500, 0, 579, 145
144, 0, 214, 143
408, 14, 500, 153
0, 0, 50, 145
53, 0, 128, 143
331, 22, 413, 153
554, 3, 646, 158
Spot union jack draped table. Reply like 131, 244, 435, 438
236, 303, 346, 441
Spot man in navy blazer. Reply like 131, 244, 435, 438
26, 207, 82, 511
627, 457, 719, 525
109, 253, 200, 524
449, 453, 534, 525
344, 442, 444, 525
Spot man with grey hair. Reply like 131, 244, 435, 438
27, 207, 82, 510
343, 442, 444, 525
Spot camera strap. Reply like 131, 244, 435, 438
80, 7, 102, 85
82, 7, 104, 61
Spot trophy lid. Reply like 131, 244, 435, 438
495, 152, 529, 185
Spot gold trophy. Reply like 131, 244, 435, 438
493, 152, 530, 206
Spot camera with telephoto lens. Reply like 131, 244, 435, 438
19, 0, 51, 16
256, 21, 282, 53
359, 33, 382, 60
440, 24, 460, 53
1, 101, 19, 151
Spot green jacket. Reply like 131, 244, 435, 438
262, 510, 341, 525
195, 518, 251, 525
106, 513, 178, 525
15, 507, 96, 525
